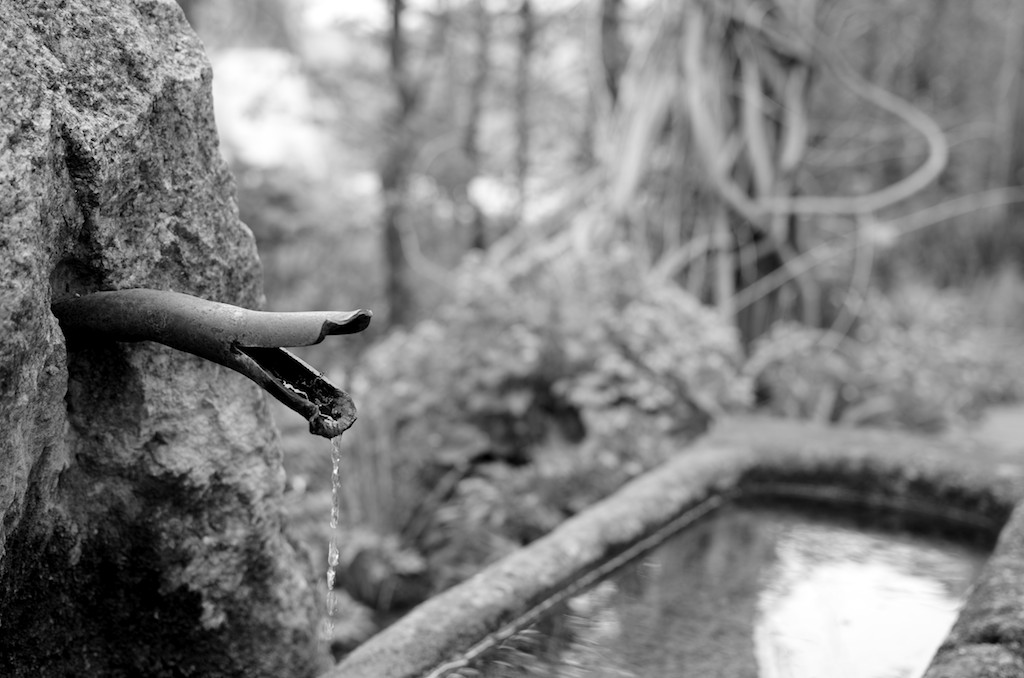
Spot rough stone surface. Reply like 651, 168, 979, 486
0, 1, 318, 676
925, 502, 1024, 677
925, 645, 1024, 678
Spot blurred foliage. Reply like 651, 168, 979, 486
750, 284, 1024, 431
319, 245, 750, 601
234, 164, 381, 314
824, 0, 1024, 284
184, 0, 1024, 655
359, 245, 749, 464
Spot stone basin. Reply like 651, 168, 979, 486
327, 418, 1024, 678
443, 504, 988, 677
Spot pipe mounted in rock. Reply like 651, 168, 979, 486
51, 289, 372, 438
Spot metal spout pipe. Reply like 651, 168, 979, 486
51, 289, 372, 438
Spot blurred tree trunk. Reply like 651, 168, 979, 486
382, 0, 417, 327
514, 0, 534, 221
600, 0, 626, 106
578, 0, 625, 169
595, 1, 823, 345
463, 1, 491, 250
578, 88, 597, 170
1000, 3, 1024, 192
909, 0, 948, 97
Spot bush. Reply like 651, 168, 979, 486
358, 245, 749, 467
748, 284, 1024, 430
337, 245, 751, 586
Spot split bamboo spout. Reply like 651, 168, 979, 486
51, 289, 372, 438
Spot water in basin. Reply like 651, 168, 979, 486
457, 504, 987, 677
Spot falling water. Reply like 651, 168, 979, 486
324, 435, 344, 639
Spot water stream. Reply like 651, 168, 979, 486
325, 435, 345, 635
453, 504, 986, 677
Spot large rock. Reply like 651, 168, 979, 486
0, 1, 319, 675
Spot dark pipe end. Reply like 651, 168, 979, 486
322, 309, 373, 338
237, 346, 359, 440
308, 394, 357, 438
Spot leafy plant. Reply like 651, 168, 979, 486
334, 245, 751, 596
748, 284, 1024, 430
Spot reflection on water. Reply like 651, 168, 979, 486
455, 506, 986, 678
